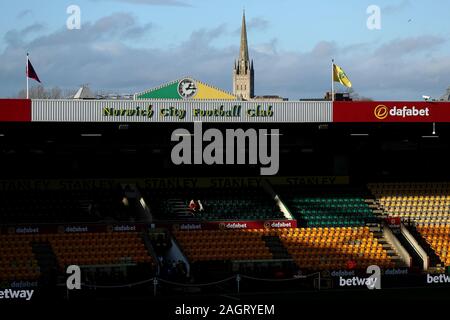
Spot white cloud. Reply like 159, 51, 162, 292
17, 9, 33, 19
383, 0, 411, 15
234, 17, 270, 34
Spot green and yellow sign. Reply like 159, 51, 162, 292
135, 77, 237, 100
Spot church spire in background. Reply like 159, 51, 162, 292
233, 10, 254, 100
239, 10, 249, 63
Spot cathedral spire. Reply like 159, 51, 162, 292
239, 10, 249, 62
233, 10, 254, 100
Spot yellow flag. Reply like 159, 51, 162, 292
333, 63, 352, 88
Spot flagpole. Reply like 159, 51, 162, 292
331, 59, 335, 102
26, 53, 29, 99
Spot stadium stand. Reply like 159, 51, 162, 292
0, 187, 142, 223
145, 188, 284, 221
0, 231, 156, 284
278, 227, 395, 270
280, 187, 376, 227
369, 182, 450, 268
173, 227, 398, 271
0, 234, 40, 281
40, 232, 154, 269
368, 182, 450, 223
173, 229, 273, 261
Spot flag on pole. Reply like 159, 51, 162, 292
333, 63, 352, 88
27, 56, 41, 83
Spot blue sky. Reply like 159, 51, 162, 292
1, 0, 450, 100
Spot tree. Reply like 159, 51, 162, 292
17, 85, 65, 99
347, 88, 373, 101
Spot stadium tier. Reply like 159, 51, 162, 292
173, 227, 399, 270
279, 187, 376, 227
173, 229, 273, 261
368, 182, 450, 223
0, 187, 142, 224
42, 232, 154, 269
278, 227, 394, 270
0, 231, 155, 284
144, 188, 285, 221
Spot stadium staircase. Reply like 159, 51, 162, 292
141, 232, 160, 272
364, 198, 385, 220
166, 199, 194, 219
395, 232, 424, 271
406, 224, 441, 268
31, 242, 58, 287
370, 226, 407, 268
261, 235, 292, 259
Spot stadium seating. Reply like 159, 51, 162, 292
173, 227, 395, 270
369, 182, 450, 223
39, 232, 154, 269
0, 231, 155, 283
0, 187, 140, 223
145, 188, 284, 221
278, 227, 394, 270
416, 224, 450, 267
173, 229, 273, 261
0, 234, 40, 281
280, 187, 375, 227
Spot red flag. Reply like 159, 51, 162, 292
27, 58, 41, 83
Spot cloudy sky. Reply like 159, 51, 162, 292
1, 0, 450, 100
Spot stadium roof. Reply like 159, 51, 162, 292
134, 77, 236, 100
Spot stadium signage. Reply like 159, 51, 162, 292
7, 99, 450, 123
192, 105, 241, 117
173, 220, 297, 231
384, 269, 408, 275
13, 227, 39, 234
103, 105, 154, 118
374, 105, 430, 120
0, 289, 34, 301
339, 276, 377, 288
338, 265, 381, 290
268, 221, 293, 228
63, 226, 89, 233
220, 222, 248, 229
247, 105, 274, 117
101, 104, 274, 120
386, 217, 401, 229
0, 177, 348, 192
10, 281, 38, 288
334, 101, 450, 122
426, 274, 450, 284
330, 270, 356, 277
179, 224, 202, 231
29, 99, 333, 123
111, 225, 137, 232
0, 224, 146, 235
387, 106, 429, 118
283, 176, 347, 185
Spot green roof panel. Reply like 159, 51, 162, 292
136, 82, 181, 99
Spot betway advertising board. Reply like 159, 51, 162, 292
334, 101, 450, 123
